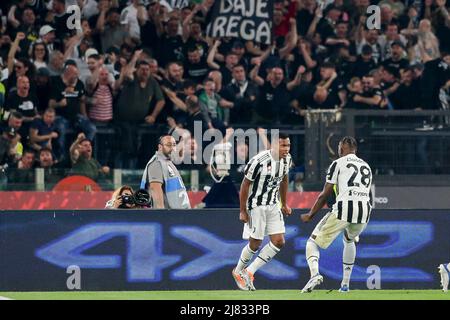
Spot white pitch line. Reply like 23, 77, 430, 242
0, 296, 13, 300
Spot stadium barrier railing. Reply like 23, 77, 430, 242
303, 109, 450, 186
3, 109, 450, 192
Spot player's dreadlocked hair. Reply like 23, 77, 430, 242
340, 136, 358, 151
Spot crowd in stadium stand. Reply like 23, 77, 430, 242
0, 0, 449, 189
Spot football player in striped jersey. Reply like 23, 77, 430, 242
232, 133, 292, 291
300, 136, 373, 293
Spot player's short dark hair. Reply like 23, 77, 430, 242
340, 136, 357, 150
278, 132, 290, 140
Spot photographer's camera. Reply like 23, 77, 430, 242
118, 189, 151, 208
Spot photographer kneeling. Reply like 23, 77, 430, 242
105, 185, 152, 209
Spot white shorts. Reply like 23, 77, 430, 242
242, 203, 286, 240
310, 211, 367, 249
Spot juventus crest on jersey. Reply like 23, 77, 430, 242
244, 150, 292, 210
327, 153, 373, 224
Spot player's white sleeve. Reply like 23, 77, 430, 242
244, 158, 261, 182
286, 157, 293, 176
326, 160, 339, 184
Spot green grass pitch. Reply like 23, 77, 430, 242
0, 290, 448, 300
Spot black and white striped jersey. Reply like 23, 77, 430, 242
244, 150, 292, 210
327, 153, 373, 223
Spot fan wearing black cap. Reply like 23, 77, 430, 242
381, 40, 409, 71
355, 21, 382, 64
379, 23, 407, 61
230, 40, 251, 70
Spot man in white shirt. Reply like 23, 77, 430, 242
120, 0, 147, 40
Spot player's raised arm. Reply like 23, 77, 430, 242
301, 182, 335, 222
239, 178, 252, 223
